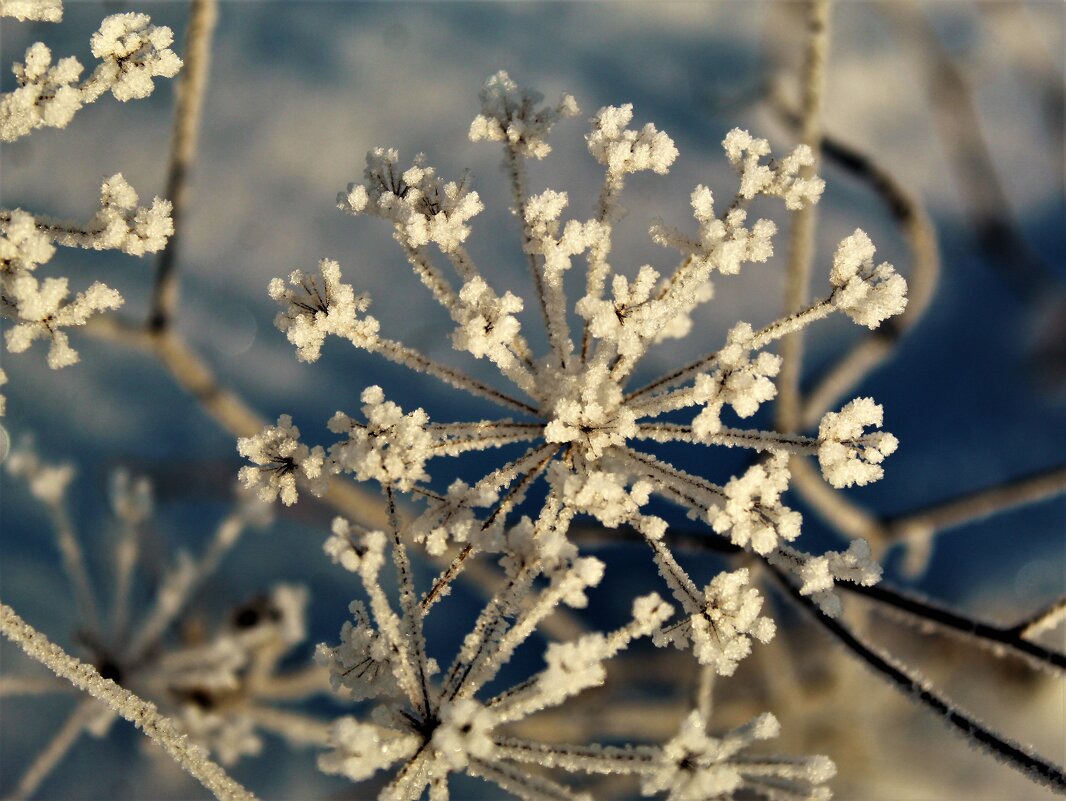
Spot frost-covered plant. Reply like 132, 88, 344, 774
234, 71, 909, 798
0, 177, 173, 369
0, 9, 181, 141
313, 511, 833, 801
0, 2, 178, 413
244, 70, 901, 621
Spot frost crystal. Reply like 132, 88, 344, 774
468, 70, 579, 160
269, 258, 377, 363
588, 104, 678, 179
707, 454, 801, 554
653, 568, 776, 677
0, 0, 63, 22
722, 129, 825, 209
830, 229, 908, 328
4, 275, 122, 368
328, 386, 433, 493
339, 149, 484, 253
817, 397, 899, 488
237, 415, 328, 505
1, 173, 173, 394
86, 13, 182, 102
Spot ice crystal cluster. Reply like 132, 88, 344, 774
235, 70, 908, 800
0, 1, 179, 412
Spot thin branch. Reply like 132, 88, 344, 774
844, 582, 1066, 674
1013, 596, 1066, 641
887, 463, 1066, 542
0, 601, 259, 801
149, 0, 219, 332
766, 573, 1066, 793
775, 0, 831, 434
372, 336, 539, 416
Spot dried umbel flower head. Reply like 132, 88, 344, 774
237, 71, 909, 799
246, 68, 907, 648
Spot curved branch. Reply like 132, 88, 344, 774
766, 572, 1066, 793
792, 122, 940, 428
149, 0, 219, 332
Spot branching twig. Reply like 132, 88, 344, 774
844, 582, 1066, 674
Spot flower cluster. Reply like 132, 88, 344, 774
237, 414, 328, 505
0, 3, 178, 413
239, 71, 908, 798
0, 176, 173, 372
1, 11, 181, 141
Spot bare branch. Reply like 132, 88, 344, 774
889, 464, 1066, 541
776, 0, 831, 434
845, 582, 1066, 675
149, 0, 219, 332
